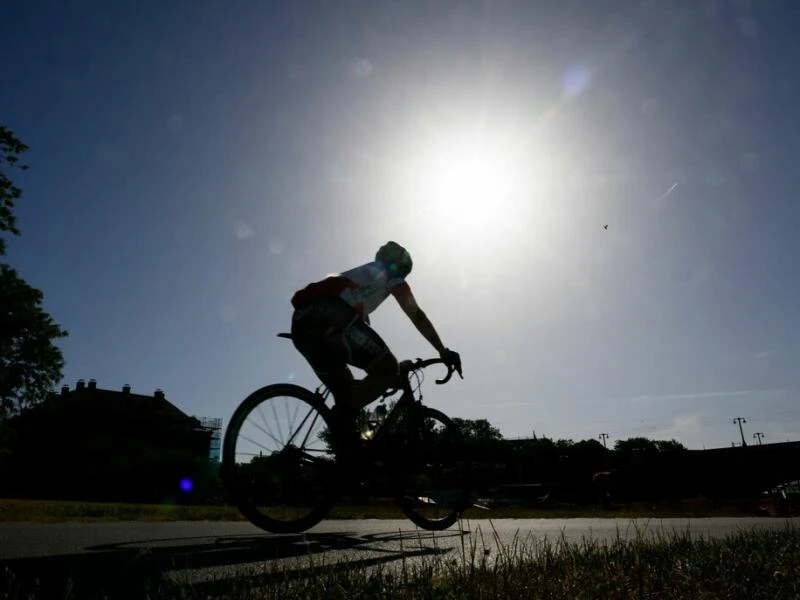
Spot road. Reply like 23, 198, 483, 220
1, 517, 797, 595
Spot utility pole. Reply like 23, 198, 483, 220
599, 433, 609, 448
753, 432, 764, 446
733, 417, 747, 447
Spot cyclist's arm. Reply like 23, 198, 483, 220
391, 283, 446, 354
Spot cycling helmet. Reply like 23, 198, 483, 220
375, 241, 413, 277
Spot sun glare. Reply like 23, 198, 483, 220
413, 134, 528, 238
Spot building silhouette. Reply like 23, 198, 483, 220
2, 380, 223, 503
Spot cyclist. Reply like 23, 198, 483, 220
289, 241, 462, 430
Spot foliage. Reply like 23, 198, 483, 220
0, 125, 28, 257
614, 436, 687, 458
569, 438, 609, 463
0, 125, 68, 422
655, 438, 688, 453
451, 417, 503, 443
0, 266, 68, 420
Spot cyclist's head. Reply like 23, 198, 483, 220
376, 241, 413, 277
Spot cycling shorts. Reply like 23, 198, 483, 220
290, 296, 389, 388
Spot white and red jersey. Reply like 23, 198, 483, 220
291, 261, 409, 316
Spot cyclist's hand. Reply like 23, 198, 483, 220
440, 348, 463, 378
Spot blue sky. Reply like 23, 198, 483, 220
3, 0, 799, 449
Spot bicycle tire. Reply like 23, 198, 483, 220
393, 407, 471, 530
221, 383, 339, 533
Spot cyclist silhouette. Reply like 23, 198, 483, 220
289, 241, 462, 428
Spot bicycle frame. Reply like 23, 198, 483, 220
274, 334, 455, 457
312, 357, 453, 457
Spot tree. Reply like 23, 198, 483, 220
570, 438, 609, 466
0, 125, 28, 257
613, 437, 659, 459
450, 417, 505, 468
0, 125, 68, 421
451, 418, 503, 443
655, 439, 687, 453
0, 265, 67, 418
614, 437, 687, 458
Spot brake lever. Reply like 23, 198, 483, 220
435, 364, 455, 385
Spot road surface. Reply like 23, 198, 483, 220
1, 517, 796, 595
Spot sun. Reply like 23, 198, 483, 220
411, 132, 528, 239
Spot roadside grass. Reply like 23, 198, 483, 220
0, 498, 761, 523
406, 523, 800, 600
3, 520, 798, 599
143, 523, 800, 599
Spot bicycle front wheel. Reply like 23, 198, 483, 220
221, 384, 339, 533
392, 407, 471, 530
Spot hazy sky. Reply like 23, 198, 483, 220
3, 0, 799, 450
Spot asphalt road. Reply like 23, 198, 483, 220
1, 517, 797, 594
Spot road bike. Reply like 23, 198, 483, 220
221, 333, 471, 534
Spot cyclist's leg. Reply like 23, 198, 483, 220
290, 301, 366, 452
291, 296, 397, 411
342, 318, 399, 411
290, 299, 355, 402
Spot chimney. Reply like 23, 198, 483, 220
88, 379, 97, 390
76, 379, 86, 390
122, 384, 131, 394
61, 385, 69, 396
154, 388, 165, 400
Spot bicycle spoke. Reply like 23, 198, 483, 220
268, 399, 283, 445
239, 433, 274, 455
288, 397, 300, 439
245, 413, 283, 450
285, 404, 319, 449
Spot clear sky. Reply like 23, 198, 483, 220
3, 0, 799, 450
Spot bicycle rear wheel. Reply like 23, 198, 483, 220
221, 384, 339, 533
392, 407, 471, 530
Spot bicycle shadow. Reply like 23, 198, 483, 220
0, 527, 466, 599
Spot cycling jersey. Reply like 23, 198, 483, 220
291, 261, 409, 316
